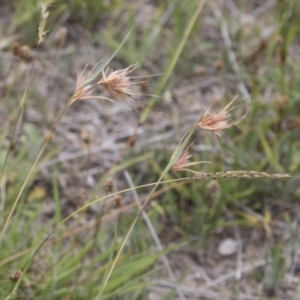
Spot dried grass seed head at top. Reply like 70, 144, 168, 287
198, 97, 247, 137
71, 70, 95, 104
98, 63, 142, 100
171, 144, 211, 175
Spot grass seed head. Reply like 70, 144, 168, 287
43, 130, 53, 142
198, 97, 245, 137
71, 70, 95, 104
171, 144, 211, 175
9, 270, 22, 282
11, 42, 20, 56
98, 63, 140, 100
172, 149, 193, 171
18, 45, 32, 62
114, 195, 123, 207
206, 180, 220, 195
38, 4, 49, 45
104, 179, 114, 193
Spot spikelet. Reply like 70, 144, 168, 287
38, 4, 49, 45
98, 64, 140, 100
171, 144, 211, 175
198, 97, 247, 137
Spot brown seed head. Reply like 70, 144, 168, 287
172, 149, 193, 171
9, 270, 22, 282
114, 195, 122, 207
214, 59, 224, 70
18, 45, 32, 62
43, 130, 53, 142
98, 63, 140, 100
11, 42, 20, 56
206, 180, 220, 195
80, 126, 91, 144
53, 26, 68, 48
198, 109, 231, 137
104, 179, 114, 193
171, 145, 211, 176
198, 97, 245, 137
71, 70, 95, 104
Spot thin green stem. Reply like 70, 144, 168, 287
0, 103, 69, 242
140, 0, 206, 123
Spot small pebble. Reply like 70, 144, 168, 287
218, 238, 238, 256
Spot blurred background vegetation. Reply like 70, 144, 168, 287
1, 0, 300, 299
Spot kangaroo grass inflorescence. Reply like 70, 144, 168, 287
2, 4, 296, 300
198, 96, 247, 137
4, 55, 293, 300
98, 95, 293, 294
98, 63, 143, 100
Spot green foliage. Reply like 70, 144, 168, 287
11, 0, 121, 44
1, 0, 300, 298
